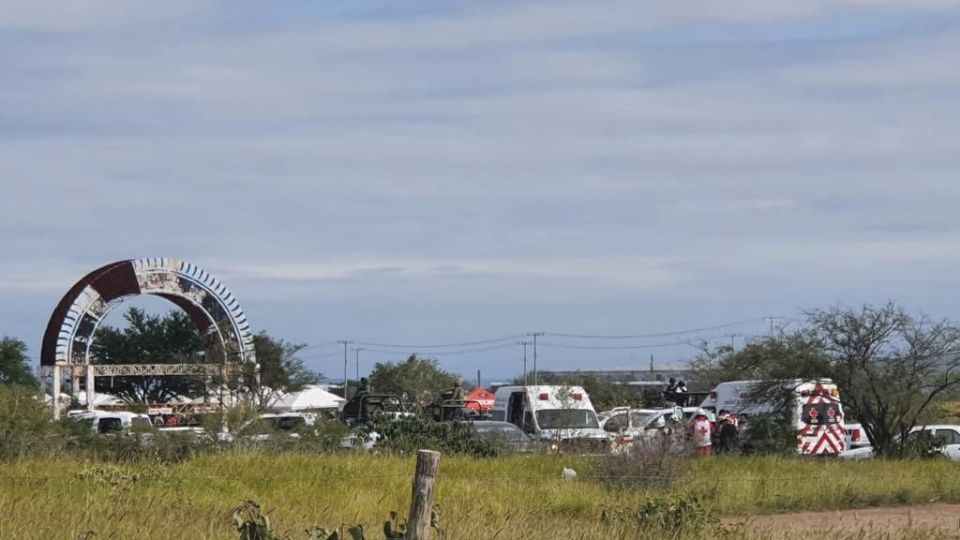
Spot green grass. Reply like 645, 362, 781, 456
1, 454, 959, 539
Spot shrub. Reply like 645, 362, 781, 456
0, 385, 63, 460
366, 415, 502, 457
739, 413, 796, 455
603, 495, 716, 536
594, 432, 693, 491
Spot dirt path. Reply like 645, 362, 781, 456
725, 503, 960, 535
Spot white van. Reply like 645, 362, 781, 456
699, 379, 846, 456
72, 411, 153, 434
491, 386, 609, 451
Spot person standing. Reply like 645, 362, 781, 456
674, 380, 689, 406
715, 410, 739, 453
692, 412, 712, 457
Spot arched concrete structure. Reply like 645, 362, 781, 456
40, 258, 256, 417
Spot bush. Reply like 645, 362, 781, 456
739, 413, 796, 455
366, 415, 502, 457
594, 432, 693, 491
0, 385, 63, 460
603, 495, 716, 536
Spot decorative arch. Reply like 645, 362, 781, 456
41, 258, 256, 368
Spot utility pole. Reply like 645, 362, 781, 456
527, 332, 544, 385
353, 347, 365, 381
764, 316, 777, 338
337, 340, 353, 398
518, 341, 530, 385
727, 333, 742, 350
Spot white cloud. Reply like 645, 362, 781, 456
0, 0, 220, 31
4, 0, 960, 372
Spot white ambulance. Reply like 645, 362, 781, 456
699, 379, 846, 456
491, 385, 609, 452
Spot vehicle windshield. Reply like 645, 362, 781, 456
535, 409, 599, 430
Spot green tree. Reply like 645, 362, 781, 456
91, 308, 206, 403
692, 303, 960, 458
690, 333, 832, 393
809, 303, 960, 458
0, 337, 37, 387
690, 334, 833, 453
368, 355, 460, 403
242, 333, 318, 409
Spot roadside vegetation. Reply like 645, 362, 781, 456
2, 453, 960, 539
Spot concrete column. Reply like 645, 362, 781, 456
52, 365, 61, 420
86, 363, 95, 412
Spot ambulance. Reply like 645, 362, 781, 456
699, 379, 846, 455
491, 385, 609, 452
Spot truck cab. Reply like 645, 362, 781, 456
491, 385, 608, 451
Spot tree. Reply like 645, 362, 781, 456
241, 333, 318, 409
91, 308, 207, 403
0, 337, 37, 387
809, 303, 960, 458
368, 355, 460, 403
691, 303, 960, 458
690, 333, 832, 392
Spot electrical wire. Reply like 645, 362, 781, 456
542, 318, 783, 339
359, 342, 518, 356
352, 334, 524, 349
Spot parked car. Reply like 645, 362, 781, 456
469, 420, 543, 453
845, 423, 870, 449
599, 407, 683, 449
840, 425, 960, 460
72, 411, 153, 434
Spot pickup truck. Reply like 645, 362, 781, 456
840, 425, 960, 460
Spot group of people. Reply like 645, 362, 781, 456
691, 409, 740, 457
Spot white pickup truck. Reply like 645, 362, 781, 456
840, 425, 960, 460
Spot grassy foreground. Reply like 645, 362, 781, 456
1, 453, 959, 539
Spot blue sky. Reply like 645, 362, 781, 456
3, 1, 960, 381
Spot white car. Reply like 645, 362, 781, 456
71, 411, 153, 434
599, 407, 690, 452
840, 425, 960, 460
845, 423, 870, 449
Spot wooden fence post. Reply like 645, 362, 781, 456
406, 449, 441, 540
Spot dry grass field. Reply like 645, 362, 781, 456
2, 453, 960, 539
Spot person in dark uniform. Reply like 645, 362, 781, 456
715, 410, 739, 453
450, 379, 465, 401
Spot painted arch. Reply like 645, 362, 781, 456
40, 258, 256, 367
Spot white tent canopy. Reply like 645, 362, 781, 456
271, 385, 345, 412
70, 392, 125, 407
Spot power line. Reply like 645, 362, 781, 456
538, 333, 740, 350
300, 341, 341, 351
359, 342, 518, 356
296, 350, 344, 360
542, 318, 770, 339
352, 334, 524, 349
